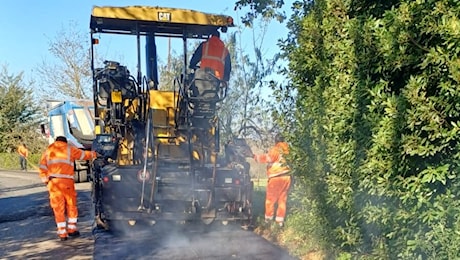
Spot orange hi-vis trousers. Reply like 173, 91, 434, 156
265, 175, 292, 223
47, 178, 78, 238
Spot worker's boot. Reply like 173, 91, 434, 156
68, 230, 80, 238
57, 227, 68, 241
68, 220, 80, 238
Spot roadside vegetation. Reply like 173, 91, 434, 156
2, 0, 460, 259
271, 0, 460, 259
0, 66, 48, 171
237, 0, 460, 259
0, 153, 41, 171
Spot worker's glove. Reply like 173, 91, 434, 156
41, 177, 49, 185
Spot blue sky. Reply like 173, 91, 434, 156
0, 1, 290, 82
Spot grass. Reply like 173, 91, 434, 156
0, 153, 41, 171
252, 179, 267, 216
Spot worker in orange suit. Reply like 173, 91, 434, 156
253, 133, 292, 227
38, 136, 97, 241
189, 30, 232, 83
17, 142, 29, 171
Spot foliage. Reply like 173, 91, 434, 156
274, 0, 460, 258
0, 66, 46, 154
234, 0, 287, 26
157, 40, 202, 91
158, 49, 186, 91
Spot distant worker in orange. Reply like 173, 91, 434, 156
17, 142, 29, 171
189, 30, 232, 83
38, 136, 98, 241
253, 133, 292, 227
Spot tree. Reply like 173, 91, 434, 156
219, 14, 282, 151
158, 49, 184, 90
234, 0, 287, 26
0, 65, 45, 153
157, 40, 200, 91
237, 0, 460, 258
35, 21, 92, 100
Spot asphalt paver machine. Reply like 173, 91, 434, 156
89, 5, 254, 231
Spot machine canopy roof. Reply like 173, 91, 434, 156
90, 6, 235, 37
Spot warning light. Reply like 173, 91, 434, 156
103, 176, 109, 183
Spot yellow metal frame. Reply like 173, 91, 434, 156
91, 6, 234, 27
111, 91, 122, 103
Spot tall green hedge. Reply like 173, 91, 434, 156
281, 0, 460, 258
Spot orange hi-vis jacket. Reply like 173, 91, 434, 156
200, 36, 229, 80
254, 142, 290, 178
39, 141, 96, 183
17, 144, 28, 157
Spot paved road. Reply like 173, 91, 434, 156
93, 221, 295, 260
0, 170, 296, 260
0, 170, 93, 260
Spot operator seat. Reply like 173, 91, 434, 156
191, 68, 220, 100
188, 68, 221, 129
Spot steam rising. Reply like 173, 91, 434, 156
93, 221, 295, 259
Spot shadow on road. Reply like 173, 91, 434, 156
0, 183, 45, 194
93, 220, 297, 260
0, 191, 52, 223
0, 187, 94, 260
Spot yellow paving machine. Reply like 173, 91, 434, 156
89, 6, 254, 231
